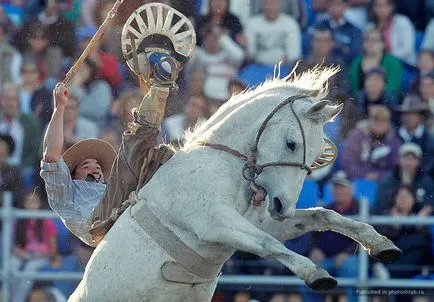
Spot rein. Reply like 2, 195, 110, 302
198, 95, 312, 183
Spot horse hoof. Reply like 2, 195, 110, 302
305, 268, 338, 292
371, 247, 402, 263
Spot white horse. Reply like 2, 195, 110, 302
70, 68, 400, 301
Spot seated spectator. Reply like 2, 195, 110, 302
61, 92, 99, 151
344, 0, 371, 30
246, 0, 301, 65
422, 18, 434, 51
395, 95, 434, 164
188, 24, 244, 103
411, 50, 434, 95
309, 0, 362, 64
0, 83, 41, 186
304, 171, 358, 302
109, 89, 142, 132
374, 143, 434, 214
348, 28, 403, 99
416, 71, 434, 106
196, 0, 246, 47
162, 95, 208, 143
250, 0, 307, 29
0, 22, 22, 87
341, 105, 400, 180
375, 185, 432, 279
76, 25, 121, 89
0, 134, 22, 206
16, 0, 76, 58
27, 284, 67, 302
367, 0, 416, 65
19, 59, 52, 124
18, 23, 64, 90
69, 59, 112, 127
299, 26, 349, 100
355, 67, 397, 120
11, 189, 58, 302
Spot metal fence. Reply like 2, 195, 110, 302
2, 192, 434, 302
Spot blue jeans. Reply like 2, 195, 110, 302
300, 255, 359, 302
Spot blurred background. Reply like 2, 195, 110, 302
0, 0, 434, 301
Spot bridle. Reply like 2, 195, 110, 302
198, 95, 315, 183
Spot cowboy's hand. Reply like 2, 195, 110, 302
53, 82, 69, 109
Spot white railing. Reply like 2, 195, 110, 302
2, 193, 434, 302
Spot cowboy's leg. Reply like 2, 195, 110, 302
91, 85, 171, 224
260, 208, 401, 261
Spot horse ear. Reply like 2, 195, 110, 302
306, 101, 343, 123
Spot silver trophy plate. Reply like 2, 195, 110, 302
121, 3, 196, 79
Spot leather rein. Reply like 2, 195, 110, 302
198, 95, 312, 183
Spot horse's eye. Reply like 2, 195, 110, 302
286, 139, 296, 151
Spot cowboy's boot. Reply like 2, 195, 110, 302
135, 53, 181, 128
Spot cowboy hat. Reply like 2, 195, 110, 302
63, 139, 117, 178
394, 95, 429, 113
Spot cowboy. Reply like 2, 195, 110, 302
40, 52, 182, 246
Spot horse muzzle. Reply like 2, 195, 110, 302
268, 195, 295, 221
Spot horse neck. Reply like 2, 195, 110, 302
205, 100, 273, 155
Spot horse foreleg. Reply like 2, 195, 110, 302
193, 205, 338, 291
262, 208, 401, 262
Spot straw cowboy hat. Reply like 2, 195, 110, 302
63, 139, 117, 177
394, 95, 429, 113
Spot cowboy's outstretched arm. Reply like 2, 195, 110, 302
43, 83, 68, 163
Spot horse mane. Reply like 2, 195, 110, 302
182, 65, 340, 147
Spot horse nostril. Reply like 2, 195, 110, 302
273, 197, 283, 214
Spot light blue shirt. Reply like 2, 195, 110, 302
40, 158, 106, 247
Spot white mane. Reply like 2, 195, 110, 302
183, 65, 340, 147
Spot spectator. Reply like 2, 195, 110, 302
245, 0, 301, 65
0, 22, 22, 87
374, 143, 434, 214
19, 59, 52, 124
162, 95, 208, 143
0, 134, 22, 206
309, 0, 362, 64
27, 284, 66, 302
18, 23, 64, 90
0, 83, 41, 184
395, 95, 434, 164
0, 6, 18, 35
188, 24, 244, 103
109, 89, 142, 132
421, 18, 434, 51
196, 0, 246, 47
341, 105, 400, 180
61, 92, 99, 151
355, 68, 397, 121
367, 0, 416, 65
411, 50, 434, 96
69, 59, 112, 127
348, 28, 403, 99
304, 171, 358, 302
344, 0, 371, 30
375, 185, 432, 279
299, 26, 349, 99
416, 71, 434, 105
76, 25, 122, 89
29, 0, 76, 57
250, 0, 307, 29
11, 189, 58, 302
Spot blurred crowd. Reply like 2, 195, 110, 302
0, 0, 433, 301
